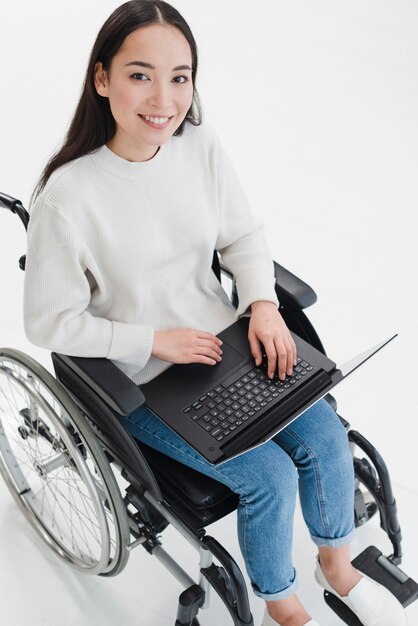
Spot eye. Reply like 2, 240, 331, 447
130, 73, 148, 80
173, 75, 189, 84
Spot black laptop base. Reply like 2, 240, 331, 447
141, 317, 339, 465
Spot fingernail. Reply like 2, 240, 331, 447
281, 373, 286, 380
288, 369, 293, 376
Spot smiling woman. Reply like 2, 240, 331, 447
18, 2, 409, 626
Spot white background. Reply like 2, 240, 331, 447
0, 1, 417, 624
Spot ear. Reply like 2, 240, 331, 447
94, 61, 109, 97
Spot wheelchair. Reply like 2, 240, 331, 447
0, 190, 417, 626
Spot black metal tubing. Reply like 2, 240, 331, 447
349, 429, 402, 563
0, 191, 23, 210
0, 191, 30, 230
200, 535, 253, 626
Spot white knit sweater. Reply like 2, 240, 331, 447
23, 122, 279, 384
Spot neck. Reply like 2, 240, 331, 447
106, 136, 160, 163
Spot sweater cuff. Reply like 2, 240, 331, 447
107, 321, 155, 369
235, 268, 280, 317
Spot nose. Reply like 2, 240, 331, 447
148, 80, 172, 110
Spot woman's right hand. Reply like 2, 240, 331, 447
152, 328, 223, 365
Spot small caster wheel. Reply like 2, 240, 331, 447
18, 426, 29, 439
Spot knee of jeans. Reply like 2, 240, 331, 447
283, 402, 352, 474
238, 445, 298, 506
322, 406, 352, 462
322, 429, 354, 482
307, 400, 350, 448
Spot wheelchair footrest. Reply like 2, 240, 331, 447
352, 546, 418, 608
324, 546, 418, 625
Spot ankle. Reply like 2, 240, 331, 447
320, 562, 362, 597
267, 605, 311, 626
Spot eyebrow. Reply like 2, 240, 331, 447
125, 61, 192, 71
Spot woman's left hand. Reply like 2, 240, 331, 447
248, 301, 297, 380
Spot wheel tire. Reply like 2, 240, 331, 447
0, 348, 130, 575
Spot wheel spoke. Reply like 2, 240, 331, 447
42, 475, 91, 558
0, 352, 127, 575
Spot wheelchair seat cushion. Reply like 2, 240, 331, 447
136, 440, 239, 528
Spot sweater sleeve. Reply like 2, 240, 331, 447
212, 133, 280, 317
23, 198, 154, 367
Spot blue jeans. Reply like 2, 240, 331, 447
118, 398, 355, 601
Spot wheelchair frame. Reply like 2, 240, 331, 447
1, 191, 417, 626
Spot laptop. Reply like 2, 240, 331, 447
140, 316, 397, 465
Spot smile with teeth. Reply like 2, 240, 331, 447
140, 114, 172, 124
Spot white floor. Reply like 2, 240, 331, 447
1, 1, 417, 625
0, 459, 417, 626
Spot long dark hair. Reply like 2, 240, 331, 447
32, 0, 202, 201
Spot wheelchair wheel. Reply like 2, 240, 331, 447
0, 348, 130, 576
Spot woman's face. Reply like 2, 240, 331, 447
94, 24, 194, 161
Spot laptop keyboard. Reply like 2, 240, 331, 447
183, 355, 315, 443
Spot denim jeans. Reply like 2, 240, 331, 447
118, 397, 355, 601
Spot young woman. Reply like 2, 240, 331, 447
23, 2, 407, 625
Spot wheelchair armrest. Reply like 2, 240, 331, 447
52, 354, 146, 416
219, 257, 316, 311
273, 261, 317, 310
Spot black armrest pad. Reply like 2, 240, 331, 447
273, 261, 317, 309
53, 354, 146, 415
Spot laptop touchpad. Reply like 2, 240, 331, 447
179, 341, 246, 387
212, 341, 246, 377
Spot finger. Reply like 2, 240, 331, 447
198, 345, 223, 362
274, 339, 289, 380
196, 330, 223, 346
264, 339, 278, 379
248, 332, 263, 366
290, 335, 297, 366
193, 354, 219, 366
196, 337, 223, 355
283, 335, 295, 376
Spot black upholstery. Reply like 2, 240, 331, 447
273, 261, 317, 309
138, 441, 239, 529
53, 353, 146, 416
